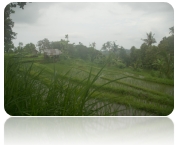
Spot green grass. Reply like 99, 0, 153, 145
4, 55, 174, 116
5, 55, 128, 116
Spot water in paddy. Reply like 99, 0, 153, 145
91, 101, 155, 116
120, 77, 174, 96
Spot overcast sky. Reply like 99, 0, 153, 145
10, 2, 174, 50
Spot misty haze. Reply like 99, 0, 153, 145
4, 2, 174, 116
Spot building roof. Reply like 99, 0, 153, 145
44, 49, 62, 56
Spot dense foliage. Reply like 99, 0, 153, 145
7, 27, 174, 79
4, 2, 174, 78
4, 3, 174, 116
4, 2, 27, 52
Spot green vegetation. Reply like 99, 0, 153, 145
4, 53, 174, 116
4, 55, 128, 116
4, 3, 174, 116
4, 2, 27, 53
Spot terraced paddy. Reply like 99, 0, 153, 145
29, 58, 173, 116
4, 55, 174, 116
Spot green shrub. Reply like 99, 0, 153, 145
4, 55, 123, 116
117, 62, 126, 69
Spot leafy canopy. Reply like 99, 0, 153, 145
4, 2, 27, 52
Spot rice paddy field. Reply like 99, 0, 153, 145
4, 54, 174, 116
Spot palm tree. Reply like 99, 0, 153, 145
79, 42, 83, 45
111, 41, 119, 53
18, 42, 23, 52
43, 38, 50, 49
65, 34, 69, 42
19, 42, 23, 48
101, 43, 107, 51
37, 40, 43, 53
169, 26, 174, 35
142, 32, 156, 46
90, 42, 96, 48
106, 41, 111, 51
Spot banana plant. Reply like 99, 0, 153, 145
152, 58, 164, 75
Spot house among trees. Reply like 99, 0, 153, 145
32, 49, 38, 57
43, 49, 62, 59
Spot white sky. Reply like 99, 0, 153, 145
1, 1, 178, 139
10, 2, 174, 50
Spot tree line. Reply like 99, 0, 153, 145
4, 2, 174, 79
129, 29, 174, 78
8, 26, 174, 78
